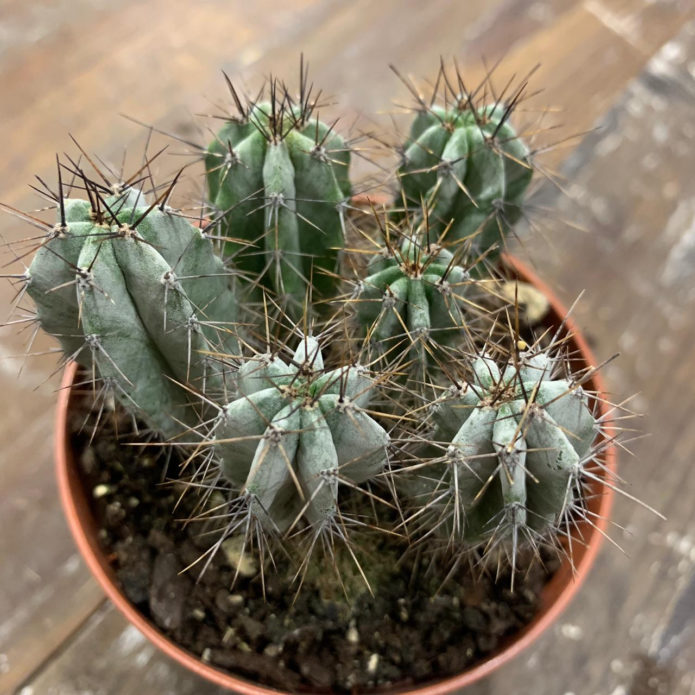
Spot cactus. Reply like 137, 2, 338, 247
399, 101, 532, 260
25, 181, 239, 437
354, 230, 471, 355
206, 78, 350, 316
213, 335, 390, 533
422, 351, 597, 549
4, 61, 626, 602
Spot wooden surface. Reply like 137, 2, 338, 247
1, 1, 695, 693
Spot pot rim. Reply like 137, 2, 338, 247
55, 254, 616, 694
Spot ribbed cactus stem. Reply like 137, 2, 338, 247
206, 94, 350, 316
26, 187, 239, 438
355, 234, 470, 352
426, 352, 597, 545
399, 103, 532, 262
214, 335, 389, 532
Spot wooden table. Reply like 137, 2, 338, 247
1, 1, 694, 693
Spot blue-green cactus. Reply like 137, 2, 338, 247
206, 90, 350, 316
6, 64, 622, 590
25, 185, 239, 437
424, 351, 597, 546
354, 233, 471, 355
399, 103, 532, 259
214, 335, 390, 532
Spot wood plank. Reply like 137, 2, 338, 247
0, 374, 108, 695
584, 0, 695, 54
0, 0, 132, 65
0, 0, 343, 206
16, 605, 227, 695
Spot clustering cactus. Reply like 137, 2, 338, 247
419, 352, 597, 549
399, 100, 532, 260
214, 335, 389, 532
4, 62, 620, 599
206, 76, 350, 317
25, 179, 238, 437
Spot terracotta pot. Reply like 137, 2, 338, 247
55, 255, 616, 694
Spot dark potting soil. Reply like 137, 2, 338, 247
71, 405, 559, 693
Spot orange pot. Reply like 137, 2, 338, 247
55, 255, 616, 694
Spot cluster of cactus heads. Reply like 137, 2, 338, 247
3, 60, 620, 590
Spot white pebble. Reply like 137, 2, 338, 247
92, 484, 113, 498
346, 623, 359, 645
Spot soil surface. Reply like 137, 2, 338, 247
71, 404, 558, 693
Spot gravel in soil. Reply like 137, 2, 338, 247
71, 404, 558, 693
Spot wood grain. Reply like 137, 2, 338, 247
1, 1, 694, 694
16, 605, 228, 695
464, 20, 695, 695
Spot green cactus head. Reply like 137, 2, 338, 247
214, 334, 390, 534
351, 214, 475, 372
397, 68, 533, 263
206, 70, 351, 318
24, 160, 240, 438
414, 350, 597, 559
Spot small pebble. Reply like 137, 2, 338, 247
264, 644, 283, 657
221, 537, 257, 577
560, 623, 584, 640
93, 483, 113, 498
80, 447, 97, 473
500, 280, 550, 323
367, 653, 379, 675
222, 627, 236, 645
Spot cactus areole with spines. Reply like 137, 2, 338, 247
206, 93, 351, 317
428, 352, 598, 547
215, 335, 390, 532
